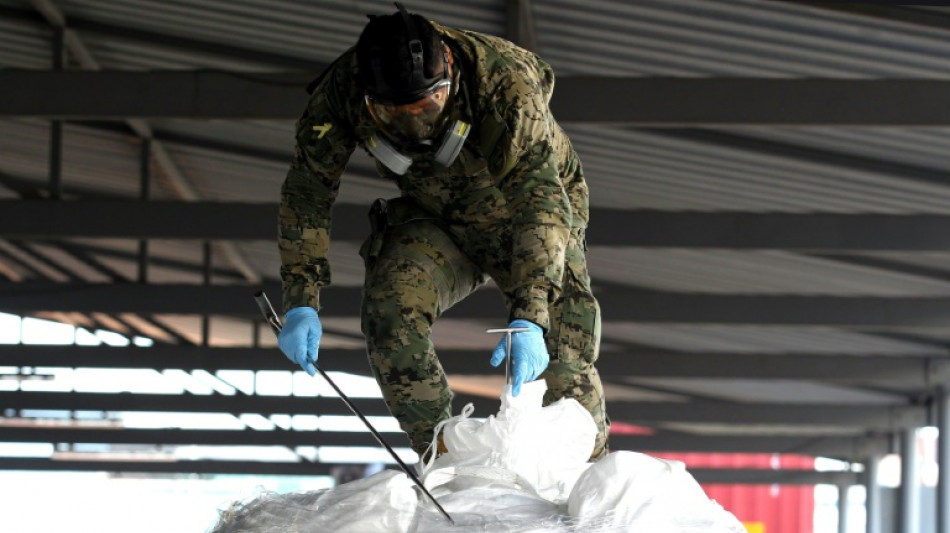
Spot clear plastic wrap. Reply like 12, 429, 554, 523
208, 382, 745, 533
210, 483, 630, 533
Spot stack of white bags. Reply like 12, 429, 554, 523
210, 381, 746, 533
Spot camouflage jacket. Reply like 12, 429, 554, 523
279, 23, 589, 330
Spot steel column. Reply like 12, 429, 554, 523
900, 429, 921, 533
838, 483, 850, 533
201, 241, 212, 346
937, 387, 950, 533
866, 455, 883, 533
137, 138, 151, 283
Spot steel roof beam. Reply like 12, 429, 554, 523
0, 457, 342, 476
649, 128, 950, 193
6, 71, 950, 125
9, 281, 950, 327
689, 468, 860, 486
0, 426, 410, 447
0, 426, 881, 459
614, 402, 925, 429
0, 200, 280, 240
587, 210, 950, 249
616, 433, 889, 460
506, 0, 537, 51
1, 391, 924, 429
1, 345, 946, 385
0, 391, 497, 419
9, 200, 950, 250
0, 457, 862, 483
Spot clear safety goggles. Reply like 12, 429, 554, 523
365, 79, 453, 143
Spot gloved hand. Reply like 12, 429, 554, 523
278, 306, 322, 376
490, 319, 550, 396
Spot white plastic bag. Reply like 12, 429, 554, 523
423, 380, 597, 503
421, 465, 560, 530
210, 381, 746, 533
567, 451, 747, 533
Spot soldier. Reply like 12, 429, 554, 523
277, 2, 608, 460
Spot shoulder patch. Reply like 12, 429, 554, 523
312, 122, 333, 139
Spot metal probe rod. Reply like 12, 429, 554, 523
253, 291, 454, 525
485, 327, 531, 387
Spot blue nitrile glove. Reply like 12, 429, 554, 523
277, 306, 322, 376
490, 319, 550, 396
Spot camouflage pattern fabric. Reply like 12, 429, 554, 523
360, 205, 608, 458
359, 213, 483, 457
279, 22, 609, 458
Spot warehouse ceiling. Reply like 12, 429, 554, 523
2, 0, 950, 483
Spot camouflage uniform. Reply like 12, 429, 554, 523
279, 23, 609, 459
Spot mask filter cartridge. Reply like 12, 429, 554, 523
366, 133, 412, 175
433, 120, 470, 168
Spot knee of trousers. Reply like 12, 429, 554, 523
361, 264, 441, 343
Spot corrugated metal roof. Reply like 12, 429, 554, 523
571, 125, 950, 213
0, 13, 51, 69
0, 120, 172, 199
838, 251, 950, 273
588, 248, 950, 295
41, 0, 505, 69
534, 0, 950, 78
6, 0, 950, 80
626, 377, 907, 404
56, 0, 369, 63
722, 126, 950, 174
600, 323, 945, 355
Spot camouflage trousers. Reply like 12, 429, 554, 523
359, 199, 609, 460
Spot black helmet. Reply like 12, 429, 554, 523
356, 2, 448, 105
357, 3, 456, 144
